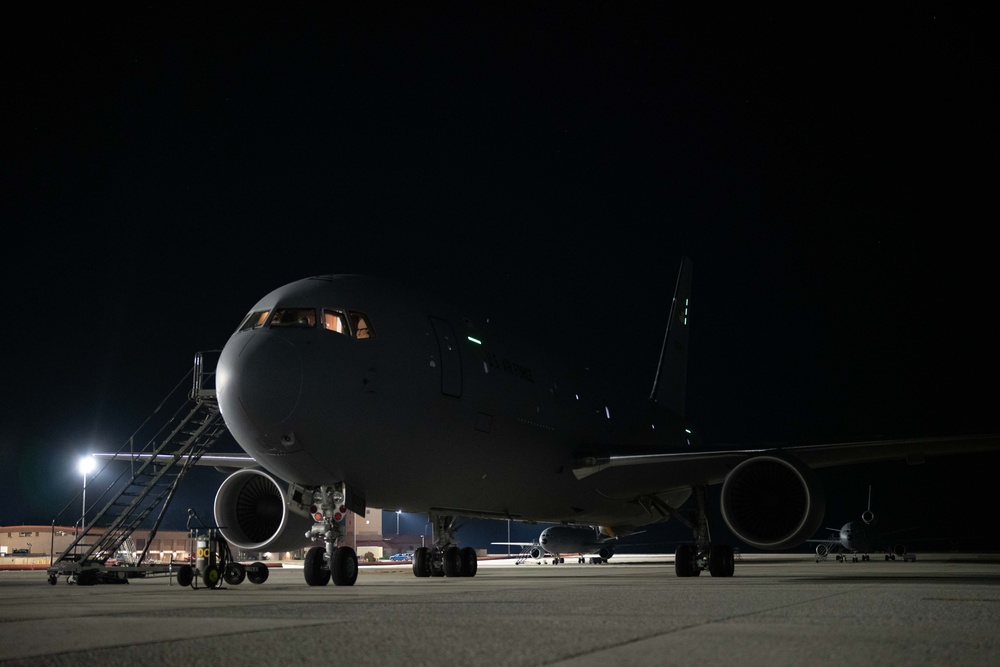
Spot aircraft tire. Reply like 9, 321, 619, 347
675, 544, 700, 577
460, 546, 478, 577
443, 545, 462, 577
304, 546, 330, 586
332, 546, 358, 586
176, 564, 194, 587
412, 547, 431, 577
709, 544, 735, 577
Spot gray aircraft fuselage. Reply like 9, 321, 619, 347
838, 520, 878, 553
216, 274, 695, 533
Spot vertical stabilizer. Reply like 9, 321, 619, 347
650, 256, 693, 415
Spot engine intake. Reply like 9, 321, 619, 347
720, 453, 825, 550
214, 468, 313, 552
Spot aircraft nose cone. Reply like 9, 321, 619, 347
218, 333, 303, 431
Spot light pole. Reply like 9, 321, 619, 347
396, 510, 401, 534
78, 455, 95, 530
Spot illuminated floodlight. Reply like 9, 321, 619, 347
78, 454, 96, 476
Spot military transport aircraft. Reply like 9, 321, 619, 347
203, 257, 998, 585
493, 525, 620, 564
810, 486, 916, 562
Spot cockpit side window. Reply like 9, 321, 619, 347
270, 308, 316, 328
237, 310, 270, 332
323, 309, 349, 335
350, 311, 375, 339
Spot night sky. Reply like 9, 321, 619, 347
2, 7, 996, 551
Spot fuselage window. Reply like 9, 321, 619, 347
270, 308, 316, 328
323, 309, 349, 335
237, 310, 270, 332
350, 312, 375, 339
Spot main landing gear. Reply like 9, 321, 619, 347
669, 485, 736, 578
302, 482, 358, 587
411, 513, 478, 578
674, 543, 735, 577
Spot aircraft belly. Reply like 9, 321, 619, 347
356, 422, 668, 527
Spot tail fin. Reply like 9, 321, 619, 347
861, 485, 875, 524
649, 256, 693, 415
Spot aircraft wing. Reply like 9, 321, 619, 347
572, 434, 1000, 480
93, 452, 258, 469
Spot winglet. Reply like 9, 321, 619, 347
649, 256, 693, 415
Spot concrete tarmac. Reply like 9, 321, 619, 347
2, 553, 999, 666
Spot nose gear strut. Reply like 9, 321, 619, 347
302, 482, 358, 586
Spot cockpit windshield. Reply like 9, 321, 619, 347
270, 308, 316, 327
323, 309, 348, 334
323, 309, 375, 339
351, 312, 374, 339
237, 310, 270, 332
236, 306, 374, 339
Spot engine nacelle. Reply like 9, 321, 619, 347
529, 546, 544, 559
815, 543, 830, 557
214, 468, 314, 552
720, 452, 825, 550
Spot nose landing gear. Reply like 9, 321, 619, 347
302, 482, 358, 587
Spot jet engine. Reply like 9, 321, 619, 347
815, 543, 830, 558
719, 452, 825, 550
529, 546, 544, 559
214, 468, 314, 552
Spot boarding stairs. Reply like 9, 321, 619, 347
47, 351, 227, 583
515, 544, 538, 565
